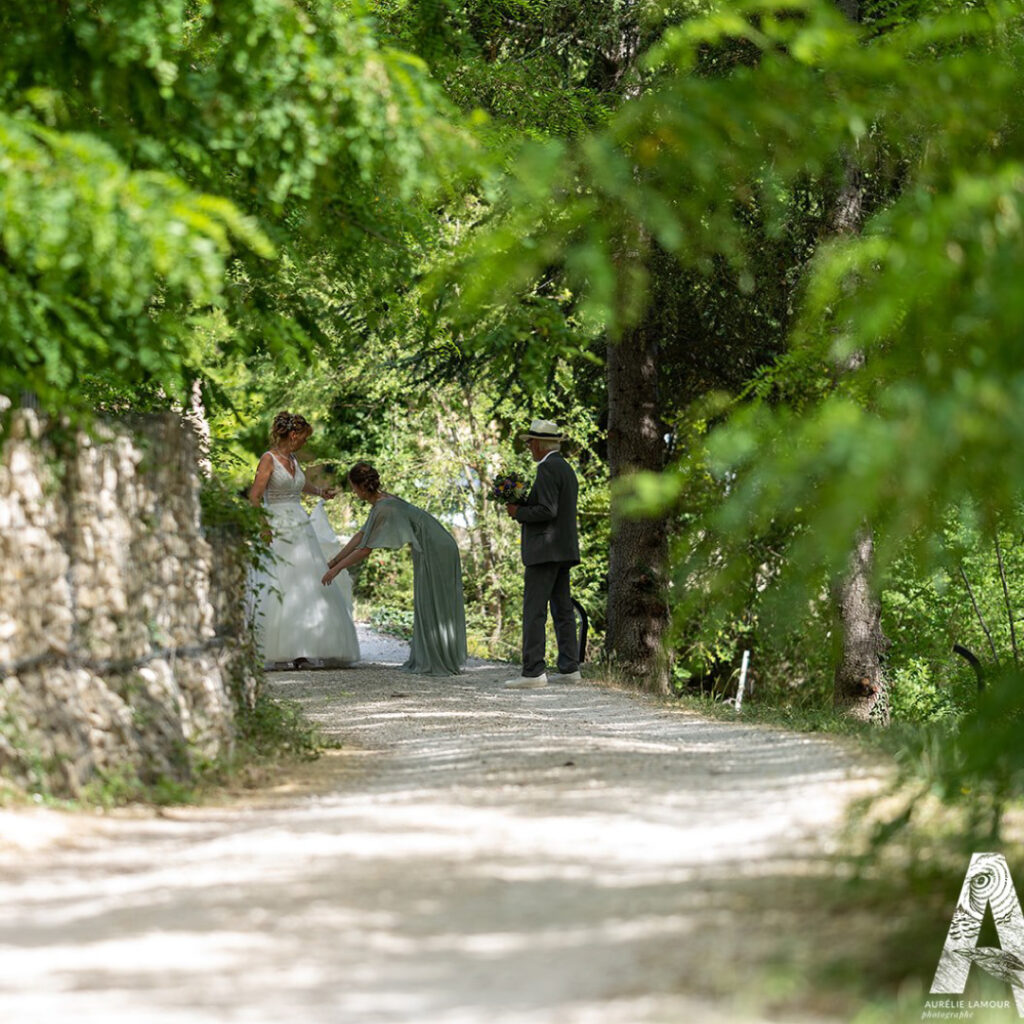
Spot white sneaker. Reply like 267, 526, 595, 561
504, 673, 548, 689
550, 670, 582, 683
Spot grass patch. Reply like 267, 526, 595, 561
200, 690, 335, 795
237, 691, 325, 760
671, 691, 944, 775
667, 684, 892, 741
673, 690, 877, 737
80, 766, 197, 809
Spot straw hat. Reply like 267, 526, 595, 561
519, 418, 564, 441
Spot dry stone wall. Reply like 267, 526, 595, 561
0, 410, 257, 797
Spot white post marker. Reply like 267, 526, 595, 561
735, 649, 751, 712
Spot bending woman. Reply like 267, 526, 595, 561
322, 462, 466, 676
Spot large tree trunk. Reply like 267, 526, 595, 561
827, 0, 888, 722
606, 316, 670, 694
596, 9, 670, 693
828, 166, 889, 721
833, 529, 889, 722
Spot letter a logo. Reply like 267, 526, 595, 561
931, 853, 1024, 1017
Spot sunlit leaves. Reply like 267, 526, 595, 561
0, 113, 274, 405
440, 0, 1024, 618
0, 0, 473, 413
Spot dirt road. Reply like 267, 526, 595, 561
0, 628, 877, 1023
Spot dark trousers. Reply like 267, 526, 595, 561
522, 561, 579, 677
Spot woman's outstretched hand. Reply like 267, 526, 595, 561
322, 564, 340, 586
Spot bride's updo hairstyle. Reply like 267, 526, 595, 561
271, 411, 311, 443
348, 461, 381, 496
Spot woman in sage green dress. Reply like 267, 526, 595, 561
321, 462, 467, 676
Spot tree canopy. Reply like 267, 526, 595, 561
0, 0, 466, 409
436, 0, 1024, 601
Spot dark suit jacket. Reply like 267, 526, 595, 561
514, 452, 580, 567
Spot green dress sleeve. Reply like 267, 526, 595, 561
360, 499, 419, 551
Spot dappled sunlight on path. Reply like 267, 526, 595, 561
0, 630, 878, 1024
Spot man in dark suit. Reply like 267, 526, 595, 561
504, 419, 581, 689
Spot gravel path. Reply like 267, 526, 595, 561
0, 626, 879, 1024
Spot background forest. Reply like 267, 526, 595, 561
4, 0, 1024, 834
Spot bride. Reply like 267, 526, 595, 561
248, 411, 360, 669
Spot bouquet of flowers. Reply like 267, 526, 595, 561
489, 470, 530, 506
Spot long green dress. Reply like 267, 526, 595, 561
360, 496, 467, 676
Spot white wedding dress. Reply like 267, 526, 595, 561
250, 454, 360, 667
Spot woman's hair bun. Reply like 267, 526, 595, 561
348, 461, 381, 495
271, 411, 311, 442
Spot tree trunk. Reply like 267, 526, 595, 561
590, 10, 670, 693
606, 317, 670, 694
825, 0, 889, 721
828, 186, 890, 721
833, 530, 889, 722
828, 164, 890, 720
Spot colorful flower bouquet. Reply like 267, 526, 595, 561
489, 471, 530, 506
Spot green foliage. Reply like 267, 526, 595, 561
233, 692, 326, 763
369, 606, 415, 640
375, 0, 672, 136
80, 766, 196, 809
654, 3, 1024, 615
867, 665, 1024, 849
439, 0, 1024, 612
879, 514, 1024, 718
886, 658, 961, 723
0, 112, 271, 408
0, 704, 58, 801
0, 0, 469, 414
199, 469, 272, 571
